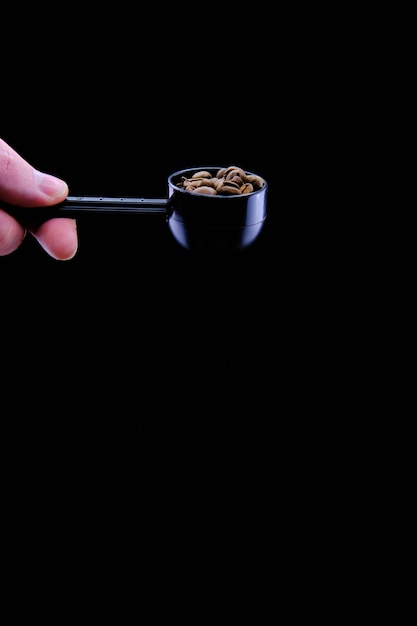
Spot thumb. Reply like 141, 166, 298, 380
0, 138, 68, 207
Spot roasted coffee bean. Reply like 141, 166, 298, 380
191, 171, 212, 179
225, 166, 247, 180
177, 166, 265, 196
246, 174, 264, 187
228, 175, 244, 185
193, 185, 218, 195
217, 182, 242, 195
192, 178, 218, 189
240, 182, 254, 194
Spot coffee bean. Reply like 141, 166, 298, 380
177, 166, 265, 196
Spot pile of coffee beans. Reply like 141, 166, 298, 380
177, 166, 265, 196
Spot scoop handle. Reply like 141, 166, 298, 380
2, 196, 170, 220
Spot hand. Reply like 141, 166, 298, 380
0, 137, 78, 260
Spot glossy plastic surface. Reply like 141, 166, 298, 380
167, 167, 268, 251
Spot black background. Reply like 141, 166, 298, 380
1, 4, 354, 535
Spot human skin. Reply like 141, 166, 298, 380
0, 137, 78, 260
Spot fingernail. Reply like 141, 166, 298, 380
35, 171, 69, 199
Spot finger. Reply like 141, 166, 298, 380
0, 138, 69, 207
30, 218, 78, 261
0, 138, 78, 260
0, 209, 26, 256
